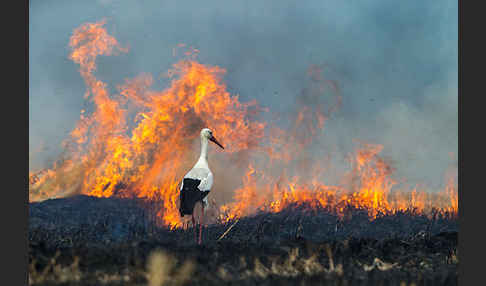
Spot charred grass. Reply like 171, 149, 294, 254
29, 195, 458, 285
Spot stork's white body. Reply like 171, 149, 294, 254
180, 129, 214, 207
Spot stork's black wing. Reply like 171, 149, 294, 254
179, 178, 210, 216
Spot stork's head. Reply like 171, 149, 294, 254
201, 128, 224, 149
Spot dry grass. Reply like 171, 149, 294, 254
146, 250, 194, 286
362, 257, 399, 271
29, 251, 82, 285
28, 243, 455, 286
217, 244, 344, 281
447, 247, 458, 264
29, 249, 195, 286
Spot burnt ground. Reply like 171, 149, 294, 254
29, 195, 458, 286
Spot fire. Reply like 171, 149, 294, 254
30, 20, 264, 228
218, 141, 457, 223
29, 20, 458, 228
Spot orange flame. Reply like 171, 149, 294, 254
30, 20, 458, 228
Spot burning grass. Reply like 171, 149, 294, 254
29, 20, 458, 230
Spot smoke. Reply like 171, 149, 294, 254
29, 0, 457, 190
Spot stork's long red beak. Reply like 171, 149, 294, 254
209, 136, 224, 149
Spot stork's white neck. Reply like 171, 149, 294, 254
194, 136, 209, 168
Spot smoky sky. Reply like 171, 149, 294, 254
29, 0, 457, 190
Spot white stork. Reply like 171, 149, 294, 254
179, 128, 224, 244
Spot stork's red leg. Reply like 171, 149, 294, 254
198, 203, 204, 245
192, 213, 197, 243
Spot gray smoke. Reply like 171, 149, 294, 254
29, 0, 457, 190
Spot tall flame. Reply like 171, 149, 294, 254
29, 20, 458, 228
